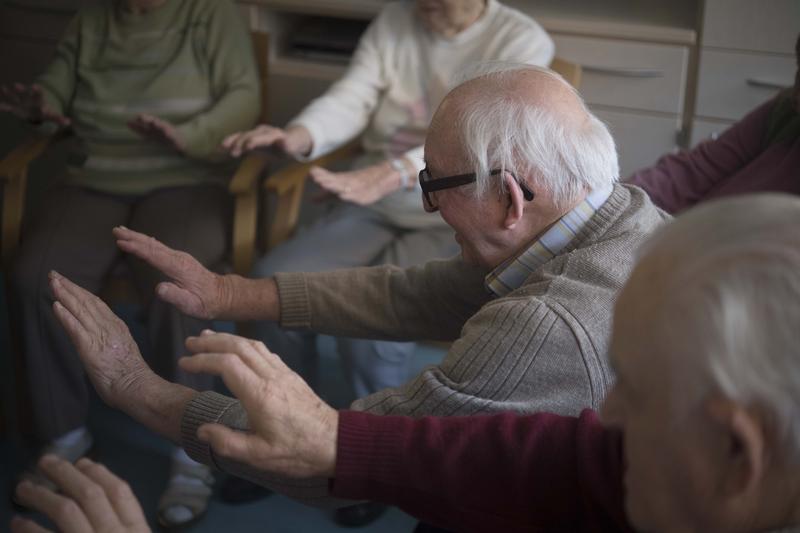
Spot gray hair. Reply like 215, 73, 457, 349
455, 62, 619, 206
640, 194, 800, 462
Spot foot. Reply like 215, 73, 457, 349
333, 502, 388, 528
157, 459, 214, 530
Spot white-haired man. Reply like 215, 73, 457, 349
32, 194, 800, 533
40, 64, 667, 504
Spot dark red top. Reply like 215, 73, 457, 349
628, 95, 800, 214
331, 409, 633, 533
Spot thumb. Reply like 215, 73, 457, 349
156, 282, 206, 318
198, 423, 264, 464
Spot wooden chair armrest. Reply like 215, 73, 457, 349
1, 132, 67, 268
228, 153, 268, 195
263, 138, 363, 193
228, 154, 269, 276
262, 138, 363, 251
0, 134, 56, 182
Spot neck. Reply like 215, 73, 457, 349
440, 1, 487, 38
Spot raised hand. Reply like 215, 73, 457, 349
310, 161, 404, 206
127, 114, 185, 153
11, 456, 150, 533
0, 83, 71, 126
113, 226, 230, 320
222, 123, 313, 158
180, 331, 339, 479
49, 271, 153, 410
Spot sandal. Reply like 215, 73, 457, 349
157, 461, 215, 530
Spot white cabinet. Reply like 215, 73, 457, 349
691, 0, 796, 144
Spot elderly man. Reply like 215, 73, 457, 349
33, 194, 800, 533
38, 64, 665, 504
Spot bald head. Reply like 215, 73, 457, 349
425, 62, 619, 208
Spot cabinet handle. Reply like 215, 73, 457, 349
582, 66, 664, 78
746, 78, 792, 90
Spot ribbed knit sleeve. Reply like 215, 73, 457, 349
353, 297, 606, 417
275, 257, 491, 342
332, 409, 633, 533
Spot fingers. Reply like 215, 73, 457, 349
36, 455, 121, 532
178, 350, 264, 402
49, 272, 103, 335
185, 332, 283, 374
114, 226, 188, 279
223, 125, 285, 157
75, 458, 147, 528
197, 423, 265, 465
154, 282, 206, 318
14, 480, 93, 533
10, 516, 51, 533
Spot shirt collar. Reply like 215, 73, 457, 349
484, 186, 614, 297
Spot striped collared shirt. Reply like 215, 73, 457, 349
485, 186, 614, 297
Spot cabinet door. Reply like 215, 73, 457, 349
696, 49, 795, 121
552, 34, 689, 115
703, 0, 800, 55
593, 108, 682, 178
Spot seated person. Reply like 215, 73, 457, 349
35, 193, 800, 533
0, 0, 259, 527
223, 0, 555, 413
37, 63, 667, 510
627, 33, 800, 213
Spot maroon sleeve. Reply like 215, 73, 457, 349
626, 96, 776, 214
331, 409, 632, 533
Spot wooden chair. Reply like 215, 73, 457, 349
260, 57, 583, 251
0, 32, 271, 437
0, 31, 270, 284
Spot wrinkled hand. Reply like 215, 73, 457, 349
11, 455, 149, 533
128, 114, 185, 153
180, 331, 338, 479
49, 272, 153, 410
113, 226, 229, 320
310, 162, 402, 206
0, 83, 71, 126
222, 124, 312, 158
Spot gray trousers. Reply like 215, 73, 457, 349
252, 203, 457, 404
9, 184, 229, 442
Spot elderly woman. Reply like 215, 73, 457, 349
0, 0, 259, 528
627, 33, 800, 212
223, 7, 552, 520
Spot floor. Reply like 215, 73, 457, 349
0, 287, 445, 532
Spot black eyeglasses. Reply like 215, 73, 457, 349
418, 167, 534, 211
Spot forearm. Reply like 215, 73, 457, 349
121, 374, 197, 444
219, 274, 281, 322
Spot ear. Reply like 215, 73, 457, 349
705, 397, 767, 501
501, 172, 526, 230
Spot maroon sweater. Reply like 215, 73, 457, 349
331, 409, 633, 533
628, 94, 800, 214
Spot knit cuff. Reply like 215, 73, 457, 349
180, 391, 240, 468
275, 272, 312, 329
330, 411, 404, 501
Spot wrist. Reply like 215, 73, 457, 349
319, 409, 339, 478
389, 158, 414, 190
285, 125, 313, 157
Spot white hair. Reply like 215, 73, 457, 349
454, 62, 619, 206
640, 194, 800, 462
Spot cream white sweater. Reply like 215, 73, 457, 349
290, 0, 554, 229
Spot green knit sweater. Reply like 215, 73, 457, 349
37, 0, 259, 194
